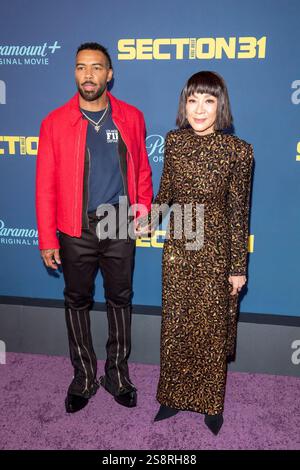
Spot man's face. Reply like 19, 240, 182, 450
75, 49, 113, 102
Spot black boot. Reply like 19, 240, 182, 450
204, 413, 224, 435
65, 379, 99, 413
100, 375, 137, 408
65, 309, 98, 412
65, 394, 89, 413
114, 389, 137, 408
102, 305, 136, 397
154, 405, 179, 422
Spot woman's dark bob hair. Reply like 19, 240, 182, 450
176, 71, 233, 130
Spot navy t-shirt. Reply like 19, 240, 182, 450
81, 105, 124, 212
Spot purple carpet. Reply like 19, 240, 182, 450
0, 353, 299, 450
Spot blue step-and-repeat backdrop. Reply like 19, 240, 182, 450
0, 0, 299, 317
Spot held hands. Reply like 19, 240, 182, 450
228, 275, 246, 295
134, 223, 152, 237
40, 248, 61, 270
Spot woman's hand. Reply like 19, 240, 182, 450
228, 275, 246, 295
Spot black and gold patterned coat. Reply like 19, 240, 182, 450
153, 128, 253, 415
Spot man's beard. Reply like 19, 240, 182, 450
77, 81, 107, 102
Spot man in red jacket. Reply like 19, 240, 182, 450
36, 42, 153, 413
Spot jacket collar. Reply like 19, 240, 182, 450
69, 91, 125, 126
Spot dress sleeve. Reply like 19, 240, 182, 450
138, 131, 174, 230
153, 131, 174, 205
228, 143, 254, 276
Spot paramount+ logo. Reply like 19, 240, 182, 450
118, 36, 267, 60
0, 219, 38, 246
0, 41, 61, 66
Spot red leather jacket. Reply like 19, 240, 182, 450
36, 92, 153, 249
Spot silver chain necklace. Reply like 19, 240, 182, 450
81, 103, 109, 132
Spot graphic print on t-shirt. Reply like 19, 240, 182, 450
106, 129, 118, 143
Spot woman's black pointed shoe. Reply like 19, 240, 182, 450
204, 413, 224, 435
154, 405, 179, 422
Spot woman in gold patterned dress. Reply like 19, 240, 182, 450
149, 71, 253, 435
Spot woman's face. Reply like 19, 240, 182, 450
185, 92, 218, 136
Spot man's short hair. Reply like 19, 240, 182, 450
76, 42, 112, 69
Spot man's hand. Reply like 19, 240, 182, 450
228, 275, 246, 295
40, 249, 61, 270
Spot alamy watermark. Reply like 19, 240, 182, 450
291, 339, 300, 365
95, 196, 204, 251
291, 80, 300, 104
0, 80, 6, 104
0, 340, 6, 364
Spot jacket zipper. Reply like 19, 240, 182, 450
115, 125, 137, 208
116, 131, 126, 200
116, 133, 130, 241
86, 147, 91, 229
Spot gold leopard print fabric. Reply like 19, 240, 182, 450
154, 128, 253, 415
